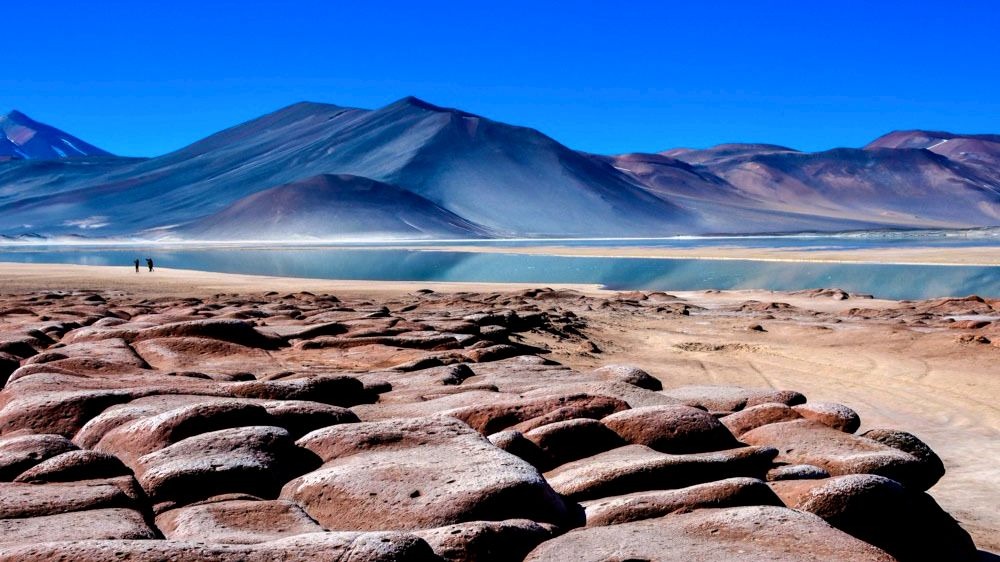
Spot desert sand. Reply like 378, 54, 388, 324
0, 263, 996, 559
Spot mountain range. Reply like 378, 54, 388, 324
1, 98, 998, 240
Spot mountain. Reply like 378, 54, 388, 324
595, 152, 884, 233
176, 174, 490, 240
0, 97, 699, 238
692, 145, 1000, 228
661, 143, 799, 165
866, 130, 1000, 186
0, 101, 998, 239
0, 111, 111, 161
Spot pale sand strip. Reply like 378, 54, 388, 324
0, 262, 609, 297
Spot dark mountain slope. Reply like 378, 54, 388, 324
362, 97, 697, 236
176, 174, 490, 240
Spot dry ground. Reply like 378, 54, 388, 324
1, 263, 997, 552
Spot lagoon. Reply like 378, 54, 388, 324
1, 244, 998, 300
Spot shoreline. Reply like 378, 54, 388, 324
2, 242, 999, 266
376, 244, 1000, 266
0, 262, 930, 311
0, 262, 611, 297
0, 260, 992, 302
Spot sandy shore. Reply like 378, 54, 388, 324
0, 263, 997, 552
0, 262, 609, 297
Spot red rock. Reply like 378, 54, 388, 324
721, 402, 802, 437
739, 300, 797, 312
297, 334, 462, 351
581, 477, 782, 526
0, 338, 38, 360
545, 444, 777, 501
59, 325, 141, 345
487, 430, 549, 470
0, 389, 133, 437
95, 401, 276, 466
0, 352, 19, 386
415, 519, 556, 562
17, 356, 144, 377
14, 450, 129, 483
591, 365, 662, 390
0, 531, 436, 561
949, 319, 991, 329
524, 505, 895, 561
132, 319, 284, 349
793, 402, 861, 433
132, 337, 274, 373
740, 420, 936, 490
956, 333, 991, 345
524, 418, 625, 468
464, 344, 522, 363
156, 498, 323, 543
0, 477, 141, 518
478, 324, 509, 341
284, 416, 572, 530
444, 394, 629, 435
772, 474, 977, 562
601, 405, 741, 453
523, 380, 683, 409
0, 507, 157, 545
74, 403, 164, 449
134, 425, 309, 504
859, 428, 945, 491
662, 385, 806, 412
766, 463, 830, 481
917, 296, 994, 316
227, 375, 368, 406
23, 338, 148, 370
260, 321, 347, 342
259, 400, 358, 439
0, 434, 78, 480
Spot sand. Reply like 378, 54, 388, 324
0, 262, 608, 297
0, 262, 997, 552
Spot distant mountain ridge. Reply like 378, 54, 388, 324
0, 110, 111, 161
0, 100, 998, 239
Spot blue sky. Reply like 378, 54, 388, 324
6, 1, 999, 157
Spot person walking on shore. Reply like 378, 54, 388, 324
146, 258, 154, 272
134, 259, 140, 273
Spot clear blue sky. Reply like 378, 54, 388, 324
6, 1, 999, 157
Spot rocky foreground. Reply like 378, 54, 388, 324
0, 287, 989, 560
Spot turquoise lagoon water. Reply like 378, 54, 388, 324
1, 236, 998, 300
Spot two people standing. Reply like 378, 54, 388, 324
134, 258, 154, 272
